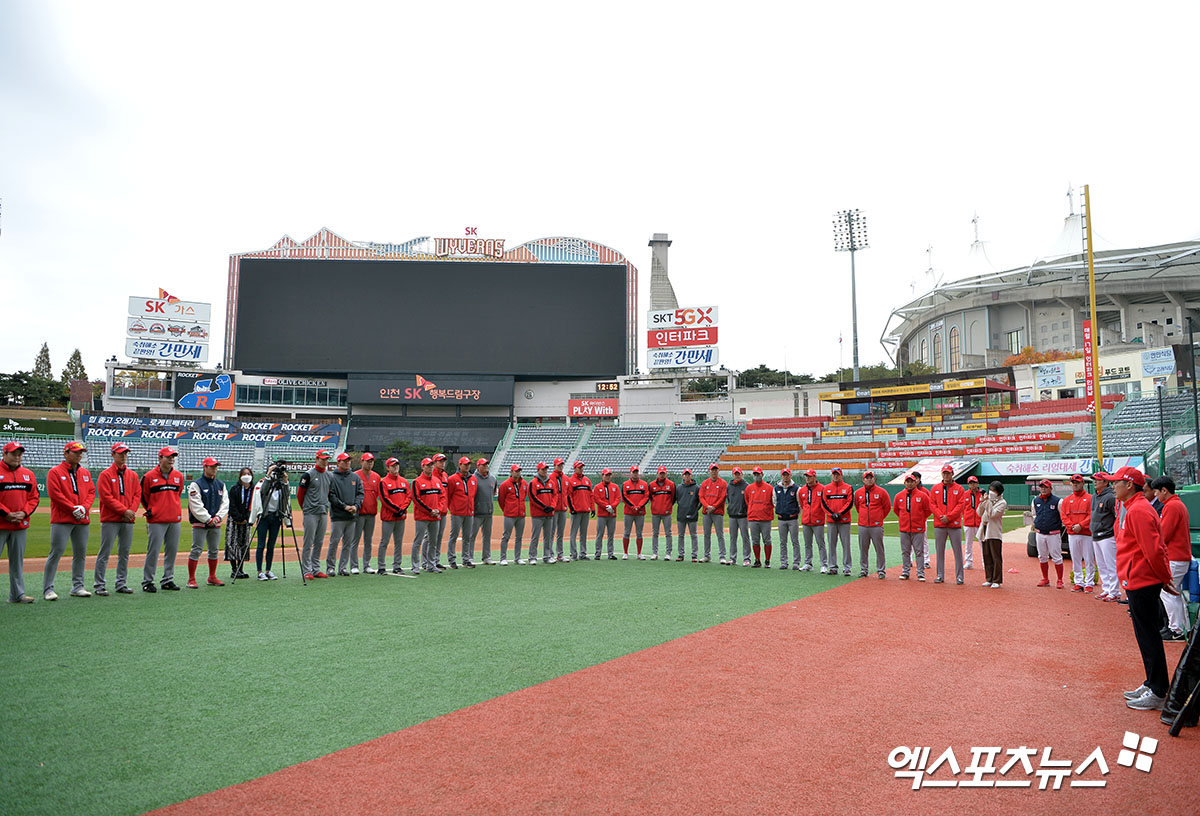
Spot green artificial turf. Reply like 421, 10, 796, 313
0, 542, 931, 816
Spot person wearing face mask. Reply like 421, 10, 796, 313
225, 467, 255, 580
976, 481, 1007, 587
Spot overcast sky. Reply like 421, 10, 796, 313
2, 1, 1198, 385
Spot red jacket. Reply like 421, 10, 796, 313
593, 481, 619, 517
893, 488, 931, 534
378, 474, 411, 521
1116, 493, 1172, 591
141, 466, 184, 524
962, 489, 983, 528
550, 470, 568, 511
411, 474, 446, 522
854, 485, 890, 528
529, 476, 557, 518
47, 462, 95, 525
1059, 491, 1092, 536
649, 478, 676, 515
745, 481, 774, 522
446, 471, 477, 517
566, 474, 594, 512
621, 479, 649, 515
1160, 493, 1191, 562
699, 477, 727, 515
929, 481, 966, 528
821, 480, 853, 524
798, 483, 825, 526
99, 464, 141, 523
498, 477, 527, 518
0, 460, 39, 531
357, 469, 381, 515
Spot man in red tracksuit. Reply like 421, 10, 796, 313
649, 466, 676, 561
929, 464, 966, 584
962, 476, 983, 570
141, 446, 185, 591
412, 457, 446, 573
854, 470, 890, 579
96, 441, 141, 595
527, 462, 557, 564
821, 468, 854, 576
699, 464, 729, 563
430, 453, 450, 569
565, 461, 594, 561
1, 441, 40, 603
377, 457, 410, 574
354, 453, 381, 573
894, 472, 932, 581
1059, 474, 1094, 592
798, 469, 827, 572
592, 469, 620, 560
550, 457, 570, 561
497, 464, 528, 565
44, 440, 96, 600
446, 456, 478, 569
621, 466, 649, 559
745, 466, 775, 567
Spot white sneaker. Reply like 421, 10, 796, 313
1123, 684, 1150, 700
548, 557, 557, 564
622, 553, 629, 560
70, 588, 92, 598
44, 590, 59, 601
350, 567, 360, 575
562, 556, 571, 562
651, 554, 659, 560
485, 558, 497, 565
1126, 689, 1165, 710
258, 572, 269, 581
517, 558, 527, 565
365, 566, 376, 574
529, 558, 538, 565
819, 567, 829, 575
990, 582, 1000, 588
637, 554, 646, 560
800, 565, 812, 572
500, 559, 509, 566
982, 581, 991, 587
701, 557, 711, 563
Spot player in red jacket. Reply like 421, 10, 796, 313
621, 467, 649, 559
550, 458, 570, 561
565, 461, 594, 561
354, 453, 381, 573
412, 458, 446, 573
744, 467, 775, 567
377, 457, 410, 574
430, 453, 450, 569
1154, 477, 1191, 640
893, 472, 932, 581
798, 469, 827, 572
1059, 473, 1094, 592
648, 466, 676, 560
821, 468, 854, 576
592, 469, 620, 560
1, 441, 40, 603
527, 462, 557, 564
853, 470, 890, 579
929, 464, 967, 584
497, 464, 528, 565
446, 456, 478, 569
95, 442, 141, 595
699, 464, 728, 563
43, 441, 96, 600
141, 446, 185, 591
961, 476, 983, 570
1100, 467, 1177, 710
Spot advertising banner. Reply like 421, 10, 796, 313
888, 458, 976, 485
647, 306, 718, 329
347, 374, 514, 405
1, 415, 76, 436
1035, 362, 1066, 389
568, 397, 619, 418
125, 338, 209, 363
81, 414, 342, 445
128, 296, 212, 322
977, 457, 1143, 477
174, 372, 235, 411
1082, 320, 1096, 413
647, 346, 719, 369
1140, 347, 1175, 378
646, 327, 719, 349
127, 316, 210, 342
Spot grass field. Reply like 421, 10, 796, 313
0, 539, 941, 816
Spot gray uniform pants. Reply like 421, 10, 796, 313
529, 516, 552, 561
900, 531, 927, 578
677, 519, 699, 558
778, 519, 799, 567
749, 520, 772, 557
434, 516, 446, 564
826, 522, 852, 572
96, 521, 134, 591
377, 519, 405, 571
352, 513, 376, 570
859, 526, 885, 577
447, 515, 473, 565
934, 527, 964, 583
802, 524, 827, 568
301, 513, 327, 576
593, 516, 616, 556
328, 519, 356, 573
45, 523, 89, 594
416, 519, 440, 569
651, 514, 673, 557
622, 514, 645, 545
469, 513, 492, 562
500, 516, 525, 560
2, 529, 28, 602
703, 513, 727, 559
191, 526, 221, 561
569, 513, 590, 559
144, 522, 181, 585
728, 517, 749, 561
553, 509, 568, 558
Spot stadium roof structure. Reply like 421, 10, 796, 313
880, 238, 1200, 363
226, 227, 639, 374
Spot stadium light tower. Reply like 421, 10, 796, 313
833, 209, 869, 382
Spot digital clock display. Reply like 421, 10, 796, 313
596, 381, 619, 393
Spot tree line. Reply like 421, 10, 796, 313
1, 343, 95, 407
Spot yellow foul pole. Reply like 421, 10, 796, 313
1083, 185, 1104, 463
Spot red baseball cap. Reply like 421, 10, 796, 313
1037, 479, 1053, 488
601, 468, 613, 475
433, 453, 447, 461
110, 442, 131, 454
967, 475, 979, 483
159, 446, 178, 457
420, 457, 433, 467
385, 457, 400, 467
682, 468, 692, 475
315, 450, 331, 459
831, 467, 842, 474
360, 452, 375, 461
941, 464, 954, 474
554, 457, 565, 466
804, 469, 817, 477
657, 466, 668, 473
752, 466, 764, 475
1098, 466, 1146, 487
336, 452, 351, 462
905, 472, 919, 481
862, 470, 873, 477
732, 467, 743, 474
3, 441, 25, 454
709, 464, 720, 470
781, 467, 791, 475
64, 441, 87, 453
458, 456, 471, 465
476, 458, 489, 466
536, 461, 548, 470
511, 464, 522, 472
1069, 473, 1084, 483
573, 461, 584, 469
630, 466, 640, 473
202, 457, 220, 467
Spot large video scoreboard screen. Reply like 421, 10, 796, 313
233, 258, 627, 377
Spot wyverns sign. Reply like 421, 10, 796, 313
348, 374, 514, 405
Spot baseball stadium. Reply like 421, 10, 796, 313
2, 218, 1199, 815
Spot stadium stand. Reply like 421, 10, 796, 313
509, 425, 583, 449
7, 435, 77, 469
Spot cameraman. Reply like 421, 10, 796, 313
252, 461, 290, 580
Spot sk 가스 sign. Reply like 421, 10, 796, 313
647, 327, 718, 348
